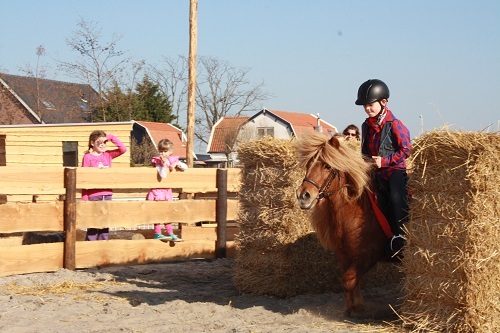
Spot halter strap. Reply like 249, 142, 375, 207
302, 168, 340, 201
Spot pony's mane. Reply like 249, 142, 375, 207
297, 131, 372, 200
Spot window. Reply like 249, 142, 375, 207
41, 99, 56, 109
62, 141, 78, 167
257, 127, 274, 138
77, 101, 90, 111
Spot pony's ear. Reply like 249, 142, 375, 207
328, 136, 341, 149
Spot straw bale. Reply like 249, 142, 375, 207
234, 137, 401, 298
401, 131, 500, 332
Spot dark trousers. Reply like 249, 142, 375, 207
376, 170, 409, 236
85, 195, 112, 241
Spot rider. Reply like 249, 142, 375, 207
355, 79, 412, 259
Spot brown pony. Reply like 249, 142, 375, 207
295, 132, 388, 317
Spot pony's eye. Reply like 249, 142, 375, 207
325, 164, 331, 170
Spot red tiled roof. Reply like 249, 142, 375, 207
135, 121, 187, 158
207, 117, 249, 153
264, 109, 337, 138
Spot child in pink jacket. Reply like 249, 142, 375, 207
147, 139, 187, 241
81, 130, 127, 240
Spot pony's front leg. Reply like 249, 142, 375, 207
341, 266, 365, 317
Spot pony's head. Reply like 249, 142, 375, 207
296, 131, 372, 210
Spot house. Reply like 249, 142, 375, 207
0, 73, 100, 124
133, 121, 188, 159
206, 108, 338, 167
0, 73, 192, 167
206, 117, 249, 167
0, 121, 188, 168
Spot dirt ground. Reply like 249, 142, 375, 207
0, 258, 406, 333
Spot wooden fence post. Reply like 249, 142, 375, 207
215, 169, 227, 258
63, 168, 77, 270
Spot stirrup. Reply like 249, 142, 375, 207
390, 234, 405, 252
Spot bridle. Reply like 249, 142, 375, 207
302, 165, 342, 201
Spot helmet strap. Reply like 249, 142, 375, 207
375, 100, 385, 118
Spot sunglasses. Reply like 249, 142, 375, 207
95, 140, 108, 145
346, 133, 357, 137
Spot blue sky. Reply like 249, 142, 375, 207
1, 0, 499, 139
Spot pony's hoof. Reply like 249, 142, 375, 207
344, 305, 366, 318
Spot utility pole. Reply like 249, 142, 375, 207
186, 0, 198, 167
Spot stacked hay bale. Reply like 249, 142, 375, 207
234, 137, 401, 297
402, 131, 500, 332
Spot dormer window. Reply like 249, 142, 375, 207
77, 101, 90, 111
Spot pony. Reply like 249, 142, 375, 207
295, 131, 390, 317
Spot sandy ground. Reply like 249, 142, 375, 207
0, 258, 406, 333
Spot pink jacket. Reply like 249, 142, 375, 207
81, 134, 127, 200
146, 155, 184, 201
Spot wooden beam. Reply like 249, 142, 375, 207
76, 199, 239, 227
186, 0, 198, 167
74, 239, 220, 268
0, 243, 64, 277
0, 167, 241, 195
63, 168, 77, 270
76, 167, 241, 192
0, 199, 239, 233
181, 225, 238, 241
216, 169, 227, 258
0, 239, 238, 276
0, 202, 64, 232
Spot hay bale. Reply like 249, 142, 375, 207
234, 137, 401, 298
401, 131, 500, 332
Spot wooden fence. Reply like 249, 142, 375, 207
0, 166, 241, 277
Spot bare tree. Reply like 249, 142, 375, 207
148, 55, 188, 122
18, 45, 50, 119
195, 56, 270, 149
58, 18, 129, 121
147, 55, 270, 150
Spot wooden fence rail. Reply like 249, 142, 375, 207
0, 167, 241, 277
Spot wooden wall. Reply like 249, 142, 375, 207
0, 123, 132, 168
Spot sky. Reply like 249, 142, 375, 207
1, 0, 499, 140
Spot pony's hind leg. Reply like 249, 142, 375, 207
341, 267, 365, 317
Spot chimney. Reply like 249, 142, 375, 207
314, 113, 322, 132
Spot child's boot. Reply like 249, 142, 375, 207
169, 233, 182, 242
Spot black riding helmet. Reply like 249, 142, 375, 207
355, 79, 390, 105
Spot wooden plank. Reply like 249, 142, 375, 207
75, 239, 218, 268
75, 199, 239, 228
0, 235, 238, 277
0, 197, 238, 233
181, 225, 238, 241
0, 167, 241, 194
0, 243, 64, 277
6, 194, 64, 202
0, 123, 133, 134
77, 167, 241, 192
2, 187, 66, 195
0, 202, 64, 232
0, 166, 65, 190
5, 155, 131, 167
